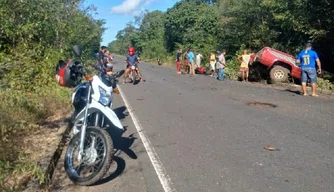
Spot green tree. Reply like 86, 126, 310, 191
108, 0, 334, 73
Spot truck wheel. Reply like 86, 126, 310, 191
269, 66, 289, 83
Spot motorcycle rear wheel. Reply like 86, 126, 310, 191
64, 127, 114, 186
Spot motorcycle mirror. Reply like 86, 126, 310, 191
73, 45, 82, 58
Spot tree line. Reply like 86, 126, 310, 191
108, 0, 334, 73
0, 0, 105, 90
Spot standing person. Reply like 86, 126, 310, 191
187, 49, 195, 76
217, 50, 227, 81
98, 46, 107, 72
215, 50, 221, 77
249, 50, 256, 65
209, 51, 216, 76
238, 49, 251, 82
176, 49, 182, 74
104, 50, 113, 73
296, 43, 322, 97
196, 51, 203, 69
184, 49, 190, 74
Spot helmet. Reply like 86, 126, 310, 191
128, 47, 135, 56
56, 59, 83, 88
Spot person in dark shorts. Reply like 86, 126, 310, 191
98, 46, 108, 72
296, 43, 322, 97
176, 49, 182, 74
184, 49, 190, 74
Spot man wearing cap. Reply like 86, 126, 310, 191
296, 43, 322, 97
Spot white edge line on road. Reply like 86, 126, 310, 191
117, 85, 176, 192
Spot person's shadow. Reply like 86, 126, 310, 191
284, 89, 303, 95
93, 106, 138, 185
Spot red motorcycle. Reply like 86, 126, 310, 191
128, 64, 138, 85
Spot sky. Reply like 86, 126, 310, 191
83, 0, 179, 46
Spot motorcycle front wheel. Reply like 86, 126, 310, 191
64, 127, 114, 186
132, 70, 137, 85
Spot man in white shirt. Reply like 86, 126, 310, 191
195, 52, 203, 69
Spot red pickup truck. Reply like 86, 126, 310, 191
253, 47, 301, 83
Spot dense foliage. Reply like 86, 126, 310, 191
0, 0, 105, 190
109, 0, 334, 73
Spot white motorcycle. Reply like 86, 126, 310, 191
58, 45, 125, 186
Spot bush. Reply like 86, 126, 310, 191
0, 44, 73, 191
317, 78, 334, 91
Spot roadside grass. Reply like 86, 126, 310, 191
0, 86, 72, 191
0, 46, 101, 191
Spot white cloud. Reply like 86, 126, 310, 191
132, 9, 145, 16
143, 0, 157, 6
111, 0, 142, 14
111, 0, 156, 14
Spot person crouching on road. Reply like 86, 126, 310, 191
296, 43, 322, 97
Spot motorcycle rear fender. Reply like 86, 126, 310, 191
75, 99, 124, 130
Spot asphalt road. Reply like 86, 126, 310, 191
53, 56, 334, 192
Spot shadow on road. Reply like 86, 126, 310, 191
134, 79, 140, 85
92, 156, 126, 186
284, 89, 302, 95
112, 106, 138, 159
92, 105, 138, 186
113, 106, 128, 120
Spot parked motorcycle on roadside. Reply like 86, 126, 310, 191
56, 45, 124, 186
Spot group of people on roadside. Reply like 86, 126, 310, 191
209, 50, 227, 80
98, 46, 114, 73
176, 48, 199, 76
99, 42, 322, 96
176, 48, 255, 82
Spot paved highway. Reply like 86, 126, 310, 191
52, 56, 334, 192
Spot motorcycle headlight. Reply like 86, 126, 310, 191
98, 86, 112, 106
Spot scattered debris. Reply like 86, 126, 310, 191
264, 145, 280, 151
137, 98, 144, 101
247, 102, 278, 108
